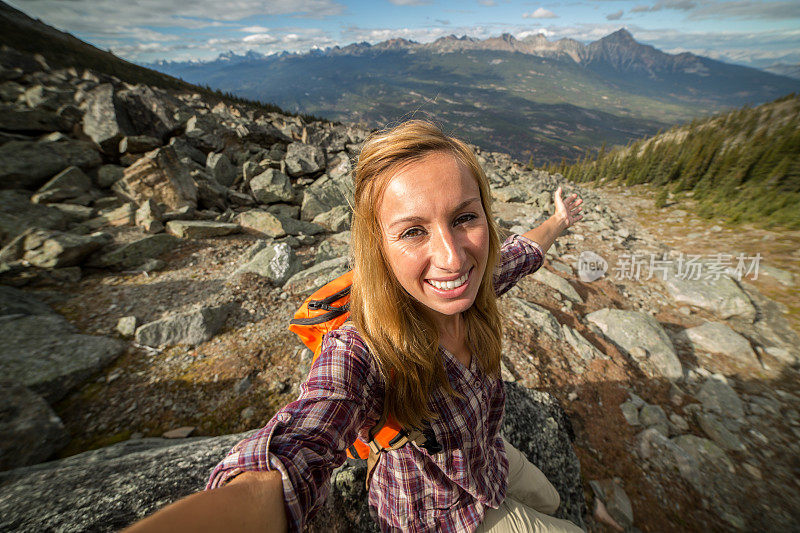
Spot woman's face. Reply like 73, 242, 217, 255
377, 151, 490, 322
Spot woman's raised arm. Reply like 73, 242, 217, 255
522, 186, 583, 255
122, 470, 287, 533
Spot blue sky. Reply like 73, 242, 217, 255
7, 0, 800, 67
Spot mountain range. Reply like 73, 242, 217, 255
147, 29, 800, 163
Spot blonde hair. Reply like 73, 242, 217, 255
350, 120, 503, 430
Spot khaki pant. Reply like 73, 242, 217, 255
477, 438, 584, 533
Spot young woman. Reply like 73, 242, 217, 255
124, 120, 584, 533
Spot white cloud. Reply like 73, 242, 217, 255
523, 8, 558, 19
478, 0, 497, 5
6, 0, 346, 35
243, 33, 278, 44
388, 0, 433, 5
606, 10, 624, 20
240, 26, 272, 33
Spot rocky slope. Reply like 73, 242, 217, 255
1, 44, 799, 532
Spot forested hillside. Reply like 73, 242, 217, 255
552, 93, 800, 229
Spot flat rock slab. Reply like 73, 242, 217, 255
660, 266, 756, 322
86, 234, 179, 270
532, 268, 583, 303
684, 322, 757, 364
0, 381, 584, 532
696, 377, 745, 420
586, 308, 682, 380
134, 304, 233, 348
165, 220, 241, 239
0, 313, 126, 403
0, 382, 69, 471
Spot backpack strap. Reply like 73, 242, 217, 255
363, 398, 429, 490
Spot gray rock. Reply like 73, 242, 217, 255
561, 324, 608, 364
284, 256, 349, 294
0, 190, 69, 246
619, 401, 639, 426
0, 285, 56, 316
119, 135, 160, 154
77, 202, 136, 231
118, 85, 181, 139
509, 297, 563, 342
95, 165, 126, 188
235, 210, 286, 238
0, 313, 126, 403
168, 136, 206, 166
15, 228, 108, 268
500, 383, 586, 528
639, 404, 669, 436
249, 168, 295, 204
671, 434, 735, 474
31, 166, 92, 204
0, 382, 69, 471
113, 146, 198, 211
206, 152, 236, 187
275, 215, 326, 237
585, 308, 682, 380
589, 479, 633, 529
0, 138, 99, 190
165, 220, 241, 239
660, 265, 756, 322
694, 412, 745, 451
81, 83, 135, 154
86, 233, 179, 270
284, 142, 325, 177
134, 304, 233, 348
635, 428, 701, 490
116, 315, 137, 337
234, 242, 301, 285
300, 173, 352, 221
0, 381, 584, 532
697, 377, 744, 420
315, 237, 349, 264
684, 322, 757, 364
312, 205, 352, 232
532, 268, 583, 303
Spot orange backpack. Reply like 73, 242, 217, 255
289, 270, 439, 486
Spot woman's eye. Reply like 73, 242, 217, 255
401, 227, 424, 239
455, 213, 477, 225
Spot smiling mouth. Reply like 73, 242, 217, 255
426, 268, 471, 291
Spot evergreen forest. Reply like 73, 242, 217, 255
547, 93, 800, 229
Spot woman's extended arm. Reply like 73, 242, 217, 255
122, 471, 287, 533
522, 186, 583, 255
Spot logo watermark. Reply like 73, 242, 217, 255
576, 251, 761, 282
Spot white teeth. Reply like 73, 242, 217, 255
428, 271, 469, 290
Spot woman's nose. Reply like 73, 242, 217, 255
431, 227, 465, 271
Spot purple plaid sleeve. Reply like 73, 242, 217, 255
493, 234, 544, 297
205, 329, 383, 532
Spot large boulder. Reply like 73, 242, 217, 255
0, 190, 69, 246
0, 382, 69, 471
81, 83, 136, 154
134, 304, 233, 348
0, 291, 126, 403
659, 265, 756, 322
284, 142, 325, 177
0, 138, 101, 190
85, 233, 179, 270
112, 146, 198, 211
586, 308, 683, 380
0, 382, 584, 532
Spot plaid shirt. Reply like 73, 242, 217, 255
206, 234, 544, 532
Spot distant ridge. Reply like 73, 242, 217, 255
148, 28, 800, 163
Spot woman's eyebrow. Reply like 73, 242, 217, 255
387, 197, 481, 230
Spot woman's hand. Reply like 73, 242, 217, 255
553, 186, 583, 232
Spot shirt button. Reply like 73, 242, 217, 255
474, 380, 481, 388
276, 412, 292, 424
